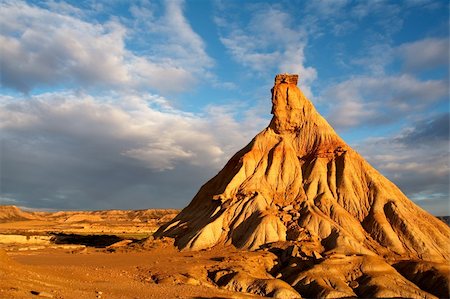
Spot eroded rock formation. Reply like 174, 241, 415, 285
156, 74, 449, 258
154, 74, 449, 297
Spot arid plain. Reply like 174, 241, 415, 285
0, 205, 265, 298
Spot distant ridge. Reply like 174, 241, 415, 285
0, 205, 39, 222
0, 205, 179, 224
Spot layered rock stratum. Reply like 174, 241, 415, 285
155, 74, 450, 298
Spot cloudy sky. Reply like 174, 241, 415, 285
1, 0, 448, 215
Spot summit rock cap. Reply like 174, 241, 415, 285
274, 73, 298, 85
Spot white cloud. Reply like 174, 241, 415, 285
0, 91, 243, 170
397, 37, 449, 72
0, 0, 212, 93
349, 0, 406, 37
44, 0, 84, 17
123, 141, 194, 171
350, 43, 395, 75
0, 91, 263, 209
129, 0, 213, 73
303, 0, 409, 38
162, 0, 213, 69
305, 0, 350, 17
217, 6, 317, 97
338, 37, 447, 79
324, 75, 448, 128
354, 113, 449, 215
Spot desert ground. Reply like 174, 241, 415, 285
1, 205, 449, 299
0, 205, 258, 299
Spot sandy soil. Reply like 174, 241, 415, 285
1, 207, 257, 299
1, 245, 262, 299
1, 206, 448, 299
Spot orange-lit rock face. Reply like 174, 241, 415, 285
155, 74, 450, 264
270, 80, 305, 133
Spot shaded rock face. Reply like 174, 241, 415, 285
154, 74, 450, 262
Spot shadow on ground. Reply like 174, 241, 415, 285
51, 233, 123, 248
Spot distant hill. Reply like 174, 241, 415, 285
44, 209, 179, 223
0, 206, 40, 222
0, 205, 179, 225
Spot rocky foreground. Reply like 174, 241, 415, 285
0, 205, 448, 298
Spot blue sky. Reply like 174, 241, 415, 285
0, 0, 448, 215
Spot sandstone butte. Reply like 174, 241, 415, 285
155, 74, 450, 298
